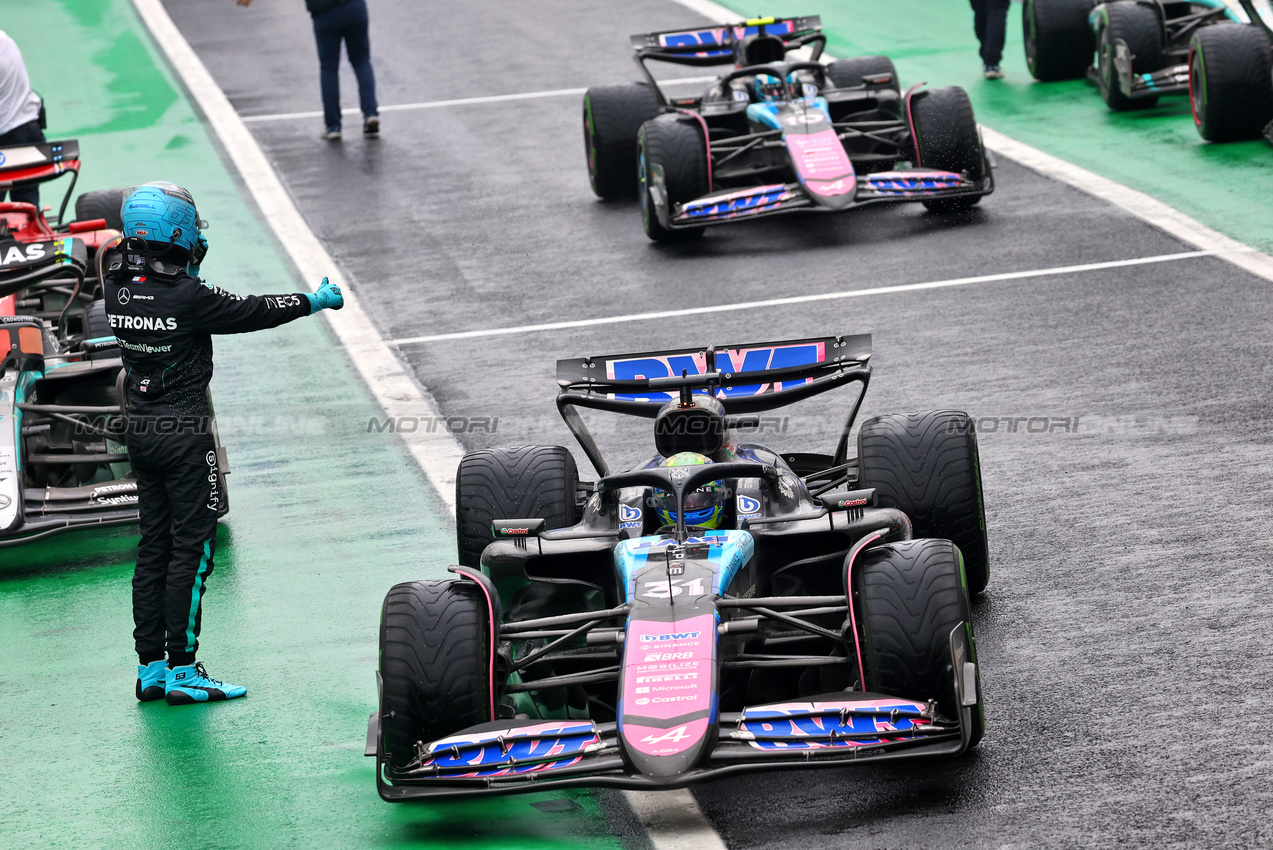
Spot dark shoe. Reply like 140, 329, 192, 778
165, 662, 247, 705
136, 659, 167, 702
320, 126, 342, 141
363, 115, 380, 136
983, 64, 1004, 80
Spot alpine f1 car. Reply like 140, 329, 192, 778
1023, 0, 1270, 114
368, 335, 990, 799
0, 139, 229, 547
582, 16, 994, 241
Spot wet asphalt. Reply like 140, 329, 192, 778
163, 0, 1273, 846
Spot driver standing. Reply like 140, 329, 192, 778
105, 181, 345, 706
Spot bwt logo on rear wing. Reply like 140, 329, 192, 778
629, 16, 820, 56
555, 336, 871, 404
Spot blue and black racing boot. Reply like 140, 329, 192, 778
136, 659, 168, 702
165, 662, 247, 705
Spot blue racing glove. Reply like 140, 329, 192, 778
304, 277, 344, 314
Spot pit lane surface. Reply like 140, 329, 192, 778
162, 0, 1273, 846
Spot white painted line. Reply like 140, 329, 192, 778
624, 789, 730, 850
132, 0, 465, 500
392, 250, 1212, 346
241, 77, 720, 123
979, 127, 1273, 284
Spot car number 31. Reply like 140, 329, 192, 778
641, 577, 706, 599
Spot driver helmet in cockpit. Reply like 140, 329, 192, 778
652, 452, 728, 530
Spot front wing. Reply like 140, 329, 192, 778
369, 626, 979, 800
650, 170, 994, 230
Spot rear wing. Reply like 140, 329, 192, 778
0, 139, 81, 225
629, 16, 822, 63
556, 334, 871, 475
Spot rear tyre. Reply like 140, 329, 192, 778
826, 55, 901, 95
456, 446, 579, 567
85, 299, 112, 340
379, 580, 491, 771
1023, 0, 1098, 81
638, 116, 709, 242
1190, 24, 1273, 142
854, 538, 983, 745
583, 83, 662, 199
74, 188, 128, 231
1097, 1, 1163, 111
908, 86, 986, 212
858, 410, 990, 594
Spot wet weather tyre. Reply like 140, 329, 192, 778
379, 580, 491, 772
908, 87, 986, 211
826, 55, 901, 95
74, 187, 128, 231
854, 538, 983, 744
858, 411, 990, 594
456, 446, 579, 567
583, 83, 662, 199
85, 299, 112, 340
1023, 0, 1098, 81
1097, 1, 1163, 110
1190, 24, 1273, 142
638, 115, 708, 242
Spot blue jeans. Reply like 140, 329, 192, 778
313, 0, 378, 130
0, 119, 46, 206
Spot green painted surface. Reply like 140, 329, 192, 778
720, 0, 1273, 253
0, 2, 618, 847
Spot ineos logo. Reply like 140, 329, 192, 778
118, 288, 131, 305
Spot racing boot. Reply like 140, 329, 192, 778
136, 659, 168, 702
165, 662, 247, 705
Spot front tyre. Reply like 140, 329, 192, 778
456, 446, 579, 567
1190, 24, 1273, 142
908, 86, 986, 212
379, 580, 492, 772
854, 538, 984, 747
638, 116, 708, 242
1097, 1, 1163, 111
858, 410, 990, 594
583, 83, 662, 199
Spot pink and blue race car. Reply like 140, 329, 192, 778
368, 335, 989, 799
582, 16, 994, 241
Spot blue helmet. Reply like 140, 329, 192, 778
752, 73, 785, 103
120, 182, 206, 254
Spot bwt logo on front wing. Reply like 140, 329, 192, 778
639, 631, 702, 643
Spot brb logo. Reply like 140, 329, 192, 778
607, 341, 825, 403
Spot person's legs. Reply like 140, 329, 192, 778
0, 120, 47, 206
340, 0, 379, 123
131, 439, 171, 666
982, 0, 1012, 67
160, 434, 220, 669
312, 11, 344, 132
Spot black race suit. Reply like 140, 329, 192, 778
104, 253, 310, 666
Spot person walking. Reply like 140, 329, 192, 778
236, 0, 380, 140
970, 0, 1012, 79
107, 181, 345, 705
0, 30, 47, 206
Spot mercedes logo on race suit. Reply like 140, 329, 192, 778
118, 288, 131, 304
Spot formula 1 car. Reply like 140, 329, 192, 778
582, 16, 994, 241
1023, 0, 1269, 111
368, 335, 990, 799
0, 139, 230, 547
